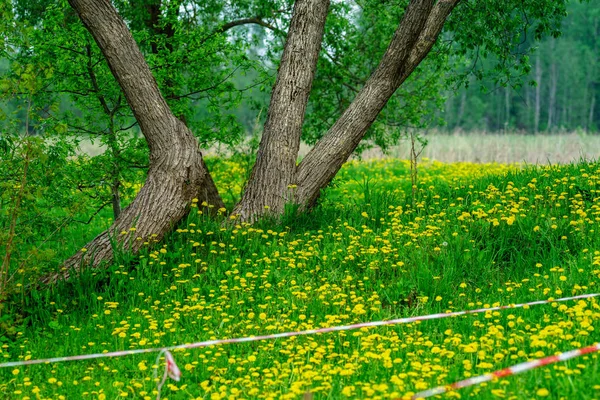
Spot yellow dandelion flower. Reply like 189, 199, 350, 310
536, 388, 550, 397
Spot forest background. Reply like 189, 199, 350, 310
2, 1, 598, 140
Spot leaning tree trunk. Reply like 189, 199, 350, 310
232, 0, 330, 221
295, 0, 460, 208
44, 0, 223, 283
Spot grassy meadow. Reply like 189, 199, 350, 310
1, 157, 600, 399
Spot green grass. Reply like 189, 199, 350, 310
1, 158, 600, 400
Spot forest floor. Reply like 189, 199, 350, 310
1, 158, 600, 399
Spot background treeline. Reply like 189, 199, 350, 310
1, 1, 597, 142
441, 1, 599, 133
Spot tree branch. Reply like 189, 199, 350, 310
196, 15, 286, 49
168, 66, 241, 100
219, 17, 283, 35
116, 120, 139, 132
85, 41, 112, 116
71, 201, 111, 224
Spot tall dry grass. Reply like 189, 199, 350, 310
354, 132, 600, 164
77, 132, 600, 164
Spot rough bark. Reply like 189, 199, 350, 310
232, 0, 330, 221
44, 0, 224, 283
295, 0, 460, 208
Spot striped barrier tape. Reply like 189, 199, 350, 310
1, 292, 597, 369
411, 342, 600, 398
0, 293, 598, 398
153, 349, 181, 399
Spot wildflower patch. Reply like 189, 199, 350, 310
2, 159, 600, 399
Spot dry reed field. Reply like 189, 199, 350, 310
77, 132, 600, 164
355, 132, 600, 164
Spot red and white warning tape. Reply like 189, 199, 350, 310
411, 342, 600, 398
2, 293, 596, 370
0, 292, 597, 399
154, 349, 181, 398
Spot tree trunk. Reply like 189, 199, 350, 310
44, 0, 223, 283
50, 0, 463, 282
110, 178, 121, 220
589, 93, 596, 132
137, 0, 180, 101
294, 0, 460, 208
547, 41, 557, 131
444, 92, 454, 130
588, 18, 599, 132
561, 74, 568, 129
547, 62, 557, 131
232, 0, 330, 221
456, 89, 466, 128
534, 52, 542, 133
524, 82, 531, 131
504, 85, 510, 130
